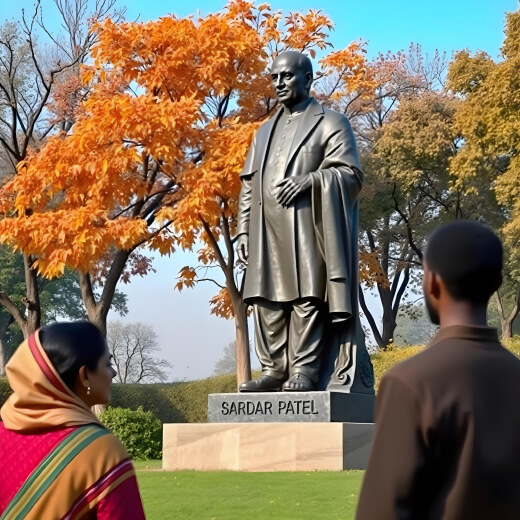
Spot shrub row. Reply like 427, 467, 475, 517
371, 345, 425, 391
0, 378, 10, 406
109, 373, 237, 423
99, 406, 162, 460
1, 337, 519, 421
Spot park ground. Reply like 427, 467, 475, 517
135, 461, 364, 519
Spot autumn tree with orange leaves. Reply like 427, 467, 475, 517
170, 3, 377, 384
0, 0, 124, 353
0, 1, 376, 386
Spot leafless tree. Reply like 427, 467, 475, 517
213, 341, 237, 376
107, 320, 172, 383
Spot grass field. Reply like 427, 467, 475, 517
134, 462, 364, 519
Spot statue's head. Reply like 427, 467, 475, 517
270, 51, 313, 108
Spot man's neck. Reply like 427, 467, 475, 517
439, 301, 488, 329
283, 97, 312, 115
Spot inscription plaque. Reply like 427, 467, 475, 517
208, 391, 374, 423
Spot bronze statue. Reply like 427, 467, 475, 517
237, 51, 374, 393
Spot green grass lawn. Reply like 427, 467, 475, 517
135, 462, 364, 519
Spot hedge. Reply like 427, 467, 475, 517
371, 345, 425, 391
99, 406, 162, 460
109, 373, 238, 423
1, 336, 519, 422
0, 377, 10, 407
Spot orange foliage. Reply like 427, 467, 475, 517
175, 266, 198, 291
320, 42, 377, 101
359, 250, 390, 289
209, 287, 235, 319
282, 10, 333, 53
48, 73, 86, 125
0, 1, 377, 319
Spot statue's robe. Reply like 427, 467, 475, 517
238, 98, 374, 392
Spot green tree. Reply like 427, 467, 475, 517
393, 303, 438, 347
447, 9, 520, 338
0, 246, 128, 374
352, 48, 454, 349
355, 45, 504, 349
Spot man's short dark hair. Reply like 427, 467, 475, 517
424, 220, 503, 303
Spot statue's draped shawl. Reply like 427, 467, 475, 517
312, 165, 361, 322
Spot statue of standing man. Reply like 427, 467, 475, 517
237, 51, 374, 394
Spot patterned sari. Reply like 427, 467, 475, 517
0, 331, 146, 519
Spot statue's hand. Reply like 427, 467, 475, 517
237, 234, 249, 266
276, 176, 312, 206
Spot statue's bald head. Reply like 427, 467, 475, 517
270, 51, 313, 108
272, 51, 313, 77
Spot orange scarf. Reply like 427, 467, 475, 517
1, 330, 101, 431
0, 331, 139, 520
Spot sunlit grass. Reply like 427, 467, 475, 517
136, 466, 364, 519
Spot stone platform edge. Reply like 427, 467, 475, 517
163, 422, 374, 472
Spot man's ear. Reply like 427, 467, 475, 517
423, 264, 441, 301
430, 271, 441, 300
305, 72, 313, 89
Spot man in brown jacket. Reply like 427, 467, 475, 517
356, 220, 520, 520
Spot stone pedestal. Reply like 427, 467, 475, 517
162, 391, 375, 471
163, 422, 374, 471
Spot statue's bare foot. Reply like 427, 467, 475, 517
282, 373, 315, 391
239, 375, 284, 392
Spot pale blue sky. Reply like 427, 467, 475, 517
2, 0, 516, 59
1, 0, 518, 380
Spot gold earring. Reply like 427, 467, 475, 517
87, 386, 91, 396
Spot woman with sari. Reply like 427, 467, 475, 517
0, 322, 146, 519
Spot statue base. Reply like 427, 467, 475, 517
162, 422, 374, 471
208, 391, 374, 423
162, 391, 375, 471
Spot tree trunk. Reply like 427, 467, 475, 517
381, 302, 398, 347
359, 284, 385, 350
360, 284, 398, 350
0, 256, 41, 342
359, 266, 411, 351
23, 254, 41, 337
201, 214, 252, 388
230, 288, 251, 389
78, 257, 130, 418
502, 318, 514, 340
379, 286, 396, 348
493, 288, 520, 340
0, 337, 6, 377
78, 251, 130, 338
0, 315, 14, 376
0, 332, 6, 376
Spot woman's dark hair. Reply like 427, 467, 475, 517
39, 321, 107, 390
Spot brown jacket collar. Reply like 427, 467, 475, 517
428, 325, 500, 348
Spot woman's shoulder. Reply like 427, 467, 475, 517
86, 424, 131, 460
